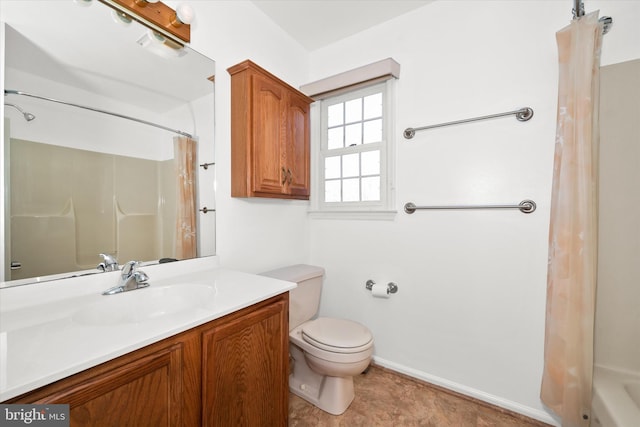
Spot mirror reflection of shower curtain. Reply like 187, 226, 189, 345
541, 11, 603, 427
174, 136, 197, 259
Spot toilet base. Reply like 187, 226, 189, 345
289, 345, 355, 415
289, 371, 355, 416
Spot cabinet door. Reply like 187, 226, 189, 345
202, 298, 288, 427
251, 73, 286, 196
285, 92, 311, 198
9, 335, 200, 427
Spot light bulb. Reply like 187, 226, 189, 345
134, 0, 159, 6
111, 9, 133, 25
173, 3, 194, 26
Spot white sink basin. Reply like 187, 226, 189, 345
73, 284, 216, 325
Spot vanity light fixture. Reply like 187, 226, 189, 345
111, 9, 133, 25
98, 0, 191, 44
136, 29, 187, 58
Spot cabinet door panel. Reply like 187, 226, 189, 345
252, 73, 286, 195
286, 93, 311, 198
12, 343, 190, 427
202, 299, 288, 427
68, 360, 172, 427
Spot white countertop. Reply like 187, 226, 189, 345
0, 256, 296, 401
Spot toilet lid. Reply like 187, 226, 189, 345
301, 318, 373, 353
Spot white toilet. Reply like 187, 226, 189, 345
261, 264, 374, 415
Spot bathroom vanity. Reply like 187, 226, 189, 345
0, 257, 294, 426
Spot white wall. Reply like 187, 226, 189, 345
596, 58, 640, 373
306, 1, 640, 424
174, 0, 312, 272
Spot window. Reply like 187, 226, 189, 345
311, 80, 396, 217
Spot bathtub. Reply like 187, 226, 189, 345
592, 366, 640, 427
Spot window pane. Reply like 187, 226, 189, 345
344, 123, 362, 146
325, 180, 341, 202
343, 178, 360, 202
327, 127, 344, 150
363, 93, 382, 119
361, 150, 380, 176
327, 103, 343, 127
363, 119, 382, 144
345, 98, 362, 123
342, 153, 359, 178
320, 83, 389, 209
325, 156, 340, 179
361, 177, 380, 201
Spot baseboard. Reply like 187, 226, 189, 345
372, 356, 559, 426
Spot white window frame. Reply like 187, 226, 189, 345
309, 79, 397, 219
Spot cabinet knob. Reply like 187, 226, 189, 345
287, 168, 292, 184
281, 167, 287, 185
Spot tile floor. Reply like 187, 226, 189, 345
288, 365, 552, 426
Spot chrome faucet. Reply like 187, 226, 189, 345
102, 261, 150, 295
97, 253, 119, 272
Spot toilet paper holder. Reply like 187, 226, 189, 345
365, 280, 398, 294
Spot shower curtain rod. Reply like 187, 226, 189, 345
573, 0, 614, 33
4, 89, 193, 138
573, 0, 585, 18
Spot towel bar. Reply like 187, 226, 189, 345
404, 199, 536, 214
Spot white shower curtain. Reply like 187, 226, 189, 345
541, 11, 603, 427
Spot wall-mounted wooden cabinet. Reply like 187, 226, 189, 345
6, 294, 289, 427
228, 60, 313, 200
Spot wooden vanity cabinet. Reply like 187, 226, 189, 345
228, 60, 313, 200
6, 294, 289, 427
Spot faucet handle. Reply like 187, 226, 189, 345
121, 260, 140, 277
134, 270, 150, 284
98, 253, 119, 272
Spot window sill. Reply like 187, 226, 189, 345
307, 209, 397, 221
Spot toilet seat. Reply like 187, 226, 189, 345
302, 317, 373, 354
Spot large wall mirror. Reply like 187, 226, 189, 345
1, 0, 216, 287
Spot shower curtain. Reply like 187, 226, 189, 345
174, 136, 197, 259
541, 11, 603, 427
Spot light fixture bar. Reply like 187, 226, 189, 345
98, 0, 190, 44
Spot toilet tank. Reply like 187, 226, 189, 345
260, 264, 325, 330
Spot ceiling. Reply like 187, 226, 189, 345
250, 0, 433, 51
